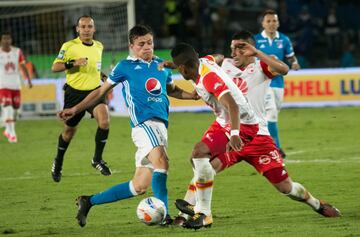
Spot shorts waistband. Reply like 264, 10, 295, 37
63, 83, 99, 94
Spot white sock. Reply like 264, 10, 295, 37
178, 176, 197, 219
287, 182, 320, 210
193, 158, 215, 216
2, 106, 14, 135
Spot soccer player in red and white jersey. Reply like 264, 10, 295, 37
170, 42, 259, 228
173, 32, 341, 229
0, 31, 32, 143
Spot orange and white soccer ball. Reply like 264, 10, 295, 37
136, 197, 167, 225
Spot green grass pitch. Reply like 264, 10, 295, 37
1, 107, 360, 237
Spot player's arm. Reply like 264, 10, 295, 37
286, 55, 301, 70
19, 63, 33, 88
218, 92, 243, 152
166, 83, 199, 100
52, 58, 88, 72
210, 54, 225, 65
59, 81, 114, 120
236, 42, 289, 75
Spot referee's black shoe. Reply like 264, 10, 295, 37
51, 158, 62, 182
92, 159, 112, 176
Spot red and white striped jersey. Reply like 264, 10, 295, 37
221, 58, 275, 135
0, 46, 26, 90
192, 56, 258, 128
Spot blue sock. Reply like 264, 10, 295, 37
152, 170, 169, 214
268, 121, 281, 148
90, 181, 135, 205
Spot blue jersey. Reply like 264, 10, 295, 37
254, 31, 295, 88
108, 56, 173, 128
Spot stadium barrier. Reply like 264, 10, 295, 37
21, 67, 360, 117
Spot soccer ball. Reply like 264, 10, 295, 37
136, 197, 167, 225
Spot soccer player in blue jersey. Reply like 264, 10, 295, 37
59, 25, 198, 227
254, 9, 301, 158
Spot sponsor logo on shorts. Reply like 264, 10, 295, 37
258, 150, 281, 165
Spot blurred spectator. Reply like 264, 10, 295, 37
161, 0, 181, 48
340, 43, 356, 67
324, 4, 341, 64
294, 6, 314, 68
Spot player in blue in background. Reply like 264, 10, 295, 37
255, 9, 301, 158
59, 25, 198, 227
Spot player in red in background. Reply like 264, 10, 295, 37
171, 33, 341, 230
170, 42, 260, 229
0, 31, 32, 143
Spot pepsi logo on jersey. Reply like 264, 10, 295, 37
145, 78, 162, 96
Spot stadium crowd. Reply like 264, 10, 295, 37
136, 0, 359, 68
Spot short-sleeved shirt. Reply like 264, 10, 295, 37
193, 56, 257, 128
53, 37, 103, 90
0, 46, 26, 90
221, 58, 275, 135
107, 56, 173, 128
254, 31, 294, 88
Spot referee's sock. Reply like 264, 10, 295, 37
93, 127, 109, 162
55, 134, 69, 164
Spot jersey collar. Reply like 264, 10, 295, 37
127, 55, 158, 64
261, 30, 280, 39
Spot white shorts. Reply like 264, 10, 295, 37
264, 87, 284, 122
131, 119, 168, 169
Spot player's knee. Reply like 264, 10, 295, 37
63, 128, 76, 141
97, 118, 109, 130
274, 179, 292, 194
149, 148, 169, 170
133, 184, 148, 195
192, 142, 209, 158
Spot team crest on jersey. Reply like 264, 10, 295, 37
145, 78, 162, 96
276, 40, 283, 49
233, 77, 248, 95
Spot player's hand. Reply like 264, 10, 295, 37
291, 62, 300, 70
74, 58, 88, 67
58, 108, 76, 121
235, 42, 258, 57
191, 90, 201, 100
226, 135, 244, 152
158, 61, 177, 70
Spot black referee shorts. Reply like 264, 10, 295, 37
63, 84, 107, 127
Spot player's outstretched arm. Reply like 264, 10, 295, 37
256, 49, 289, 75
52, 58, 88, 72
158, 60, 177, 70
166, 83, 200, 100
236, 42, 289, 75
287, 55, 301, 70
59, 81, 114, 121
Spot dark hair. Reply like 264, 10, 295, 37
232, 30, 255, 45
76, 15, 94, 26
171, 42, 198, 67
1, 30, 12, 38
261, 9, 277, 19
128, 25, 153, 44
